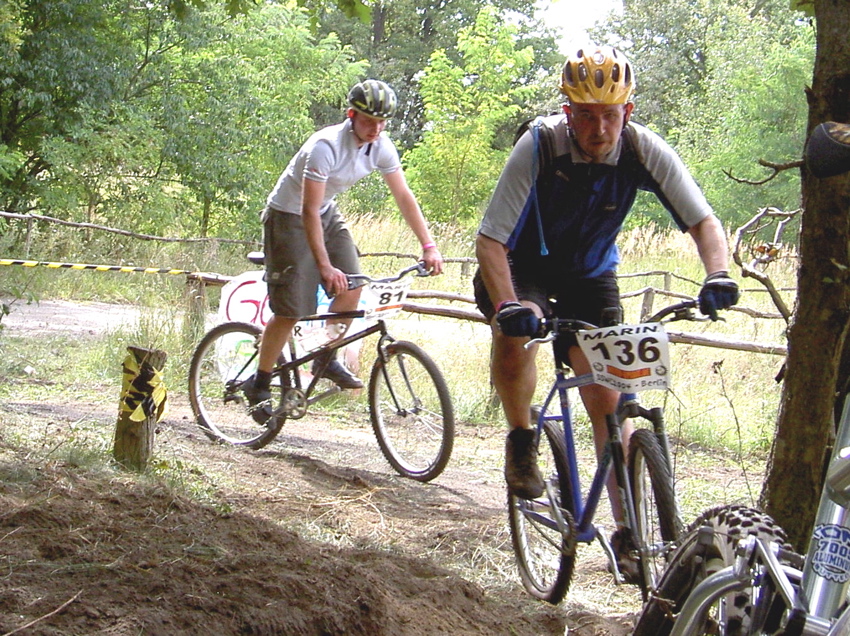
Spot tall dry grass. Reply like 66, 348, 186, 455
347, 215, 796, 465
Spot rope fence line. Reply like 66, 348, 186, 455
1, 252, 789, 357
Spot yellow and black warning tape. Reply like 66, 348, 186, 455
1, 258, 193, 275
121, 352, 169, 424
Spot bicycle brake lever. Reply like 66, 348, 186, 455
346, 274, 370, 290
524, 332, 555, 349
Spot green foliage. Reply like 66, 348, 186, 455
403, 8, 535, 224
678, 30, 814, 224
0, 0, 366, 244
315, 0, 560, 152
592, 0, 813, 230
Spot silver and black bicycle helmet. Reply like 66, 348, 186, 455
805, 122, 850, 178
347, 79, 398, 119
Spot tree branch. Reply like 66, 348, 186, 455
724, 159, 805, 185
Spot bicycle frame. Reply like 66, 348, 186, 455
668, 395, 850, 636
272, 309, 390, 408
529, 331, 675, 573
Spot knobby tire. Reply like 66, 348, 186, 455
633, 504, 790, 636
508, 419, 576, 604
628, 428, 683, 598
188, 321, 284, 450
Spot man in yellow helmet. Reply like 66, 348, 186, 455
474, 45, 739, 578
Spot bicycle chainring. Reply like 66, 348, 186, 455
281, 387, 308, 418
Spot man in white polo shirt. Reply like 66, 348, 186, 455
244, 79, 443, 422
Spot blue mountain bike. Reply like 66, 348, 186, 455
508, 300, 708, 604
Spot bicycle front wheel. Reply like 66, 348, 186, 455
628, 428, 683, 597
508, 419, 576, 604
188, 321, 283, 449
368, 340, 454, 482
633, 504, 790, 636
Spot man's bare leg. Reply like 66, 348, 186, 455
491, 302, 546, 499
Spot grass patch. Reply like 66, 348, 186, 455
2, 216, 795, 462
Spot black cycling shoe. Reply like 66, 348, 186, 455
609, 527, 641, 584
312, 353, 363, 389
242, 375, 274, 425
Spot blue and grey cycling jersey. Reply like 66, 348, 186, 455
478, 115, 713, 280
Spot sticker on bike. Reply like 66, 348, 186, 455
577, 323, 671, 392
811, 524, 850, 583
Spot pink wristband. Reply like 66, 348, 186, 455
496, 300, 518, 312
422, 242, 436, 250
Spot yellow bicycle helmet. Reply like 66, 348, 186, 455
559, 46, 635, 105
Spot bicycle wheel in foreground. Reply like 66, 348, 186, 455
508, 418, 576, 604
628, 428, 683, 598
633, 504, 790, 636
368, 340, 454, 482
188, 321, 283, 449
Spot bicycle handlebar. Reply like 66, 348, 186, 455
525, 298, 707, 349
346, 262, 431, 289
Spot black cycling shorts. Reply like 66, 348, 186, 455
473, 265, 622, 360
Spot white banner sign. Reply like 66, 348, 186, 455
577, 323, 671, 392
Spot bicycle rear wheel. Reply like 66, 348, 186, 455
188, 321, 283, 449
628, 428, 683, 597
633, 504, 790, 636
368, 340, 454, 482
508, 418, 576, 604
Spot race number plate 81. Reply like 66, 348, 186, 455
577, 323, 671, 392
361, 277, 413, 319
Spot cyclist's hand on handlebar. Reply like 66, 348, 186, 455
698, 271, 740, 321
496, 301, 541, 337
320, 263, 349, 298
421, 245, 444, 276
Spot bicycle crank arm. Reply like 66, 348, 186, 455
544, 480, 575, 551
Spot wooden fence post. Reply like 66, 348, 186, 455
113, 346, 168, 471
184, 275, 208, 346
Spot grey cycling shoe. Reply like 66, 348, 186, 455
312, 352, 363, 389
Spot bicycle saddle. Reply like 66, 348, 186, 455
805, 121, 850, 178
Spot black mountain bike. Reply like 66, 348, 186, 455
188, 258, 455, 482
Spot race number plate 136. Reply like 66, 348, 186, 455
577, 323, 671, 393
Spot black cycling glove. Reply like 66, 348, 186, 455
698, 271, 740, 321
496, 301, 541, 337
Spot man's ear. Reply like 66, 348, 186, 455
623, 102, 634, 125
562, 103, 572, 126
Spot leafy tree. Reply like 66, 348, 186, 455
673, 15, 814, 227
592, 0, 812, 230
402, 7, 534, 224
316, 0, 561, 151
1, 0, 366, 241
0, 0, 132, 212
154, 5, 365, 237
761, 0, 850, 550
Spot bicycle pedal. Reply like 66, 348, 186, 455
223, 392, 244, 405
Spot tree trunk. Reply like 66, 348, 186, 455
760, 0, 850, 551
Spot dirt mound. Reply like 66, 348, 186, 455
0, 396, 637, 636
